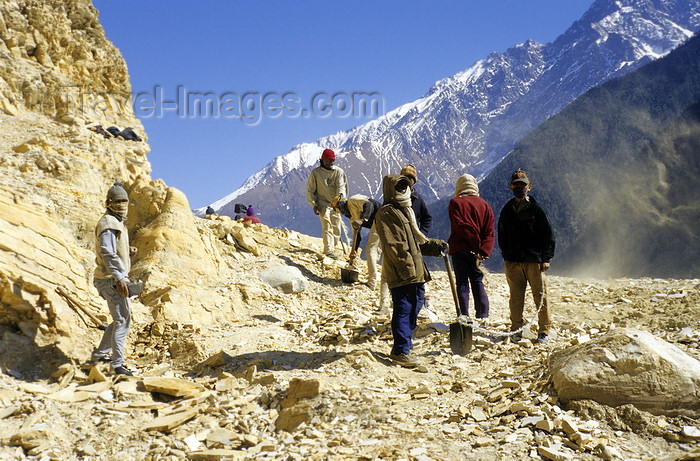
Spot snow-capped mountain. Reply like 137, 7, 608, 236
205, 0, 700, 237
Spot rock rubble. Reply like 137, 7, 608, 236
0, 2, 699, 459
0, 217, 698, 459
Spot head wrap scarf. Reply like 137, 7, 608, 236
106, 182, 129, 218
394, 178, 428, 244
455, 174, 479, 197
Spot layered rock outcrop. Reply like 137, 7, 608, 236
0, 1, 239, 362
0, 0, 131, 120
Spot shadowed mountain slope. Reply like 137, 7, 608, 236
430, 33, 700, 278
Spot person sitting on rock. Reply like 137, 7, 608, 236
374, 174, 446, 368
243, 205, 261, 224
90, 182, 138, 377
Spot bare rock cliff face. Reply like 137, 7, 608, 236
0, 0, 130, 119
0, 1, 227, 361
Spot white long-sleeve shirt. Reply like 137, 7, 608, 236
306, 165, 348, 208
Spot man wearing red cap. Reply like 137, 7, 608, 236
306, 148, 348, 258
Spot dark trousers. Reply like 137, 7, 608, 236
390, 283, 425, 355
451, 250, 489, 318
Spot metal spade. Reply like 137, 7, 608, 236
443, 247, 472, 355
340, 227, 361, 284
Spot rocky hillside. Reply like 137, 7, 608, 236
0, 0, 245, 363
208, 0, 700, 239
1, 2, 699, 460
0, 212, 699, 459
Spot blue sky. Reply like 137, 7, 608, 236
93, 0, 593, 209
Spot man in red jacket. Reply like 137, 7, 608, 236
447, 174, 495, 320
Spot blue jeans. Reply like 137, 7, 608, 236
390, 283, 425, 355
451, 250, 489, 318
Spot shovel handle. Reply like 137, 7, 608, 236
338, 216, 349, 255
56, 287, 103, 327
442, 245, 462, 318
350, 227, 361, 253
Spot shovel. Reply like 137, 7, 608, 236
443, 246, 472, 355
338, 214, 350, 255
340, 228, 361, 284
56, 287, 108, 330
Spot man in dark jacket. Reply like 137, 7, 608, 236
448, 174, 495, 319
498, 169, 555, 344
375, 174, 446, 368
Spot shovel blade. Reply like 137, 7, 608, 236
449, 322, 473, 355
340, 267, 359, 283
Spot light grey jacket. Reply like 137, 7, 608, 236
306, 164, 348, 209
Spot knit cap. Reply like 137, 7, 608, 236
510, 169, 530, 185
106, 182, 128, 202
400, 164, 418, 184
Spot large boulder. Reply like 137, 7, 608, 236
258, 265, 308, 294
550, 328, 700, 417
0, 192, 95, 349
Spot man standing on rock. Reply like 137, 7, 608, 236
91, 182, 137, 376
306, 148, 348, 259
375, 174, 446, 368
498, 170, 555, 344
448, 173, 495, 321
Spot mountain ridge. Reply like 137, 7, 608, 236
447, 32, 700, 278
206, 0, 700, 242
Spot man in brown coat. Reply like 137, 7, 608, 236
374, 174, 446, 368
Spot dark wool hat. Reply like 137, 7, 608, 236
321, 148, 335, 161
510, 169, 530, 186
106, 182, 128, 202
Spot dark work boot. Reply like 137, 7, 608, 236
112, 366, 134, 377
535, 333, 549, 344
389, 353, 419, 368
